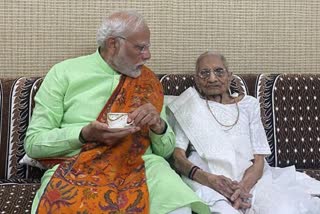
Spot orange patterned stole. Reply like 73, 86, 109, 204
37, 66, 163, 214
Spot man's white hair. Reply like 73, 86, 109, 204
96, 10, 146, 48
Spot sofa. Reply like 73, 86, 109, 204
1, 73, 320, 213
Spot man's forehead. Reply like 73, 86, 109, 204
127, 27, 150, 43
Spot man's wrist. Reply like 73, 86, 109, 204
150, 119, 167, 135
79, 130, 87, 144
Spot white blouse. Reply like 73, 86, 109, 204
174, 95, 271, 156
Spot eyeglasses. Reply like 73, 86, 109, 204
197, 67, 227, 79
117, 36, 150, 54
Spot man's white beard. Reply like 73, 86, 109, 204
112, 55, 144, 78
119, 66, 142, 78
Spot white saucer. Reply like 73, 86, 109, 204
108, 125, 135, 132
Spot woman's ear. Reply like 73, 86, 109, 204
194, 74, 203, 95
226, 70, 232, 89
227, 70, 233, 84
227, 71, 239, 98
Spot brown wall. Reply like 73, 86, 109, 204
1, 0, 320, 78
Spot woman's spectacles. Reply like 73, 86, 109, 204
197, 68, 227, 79
117, 36, 150, 54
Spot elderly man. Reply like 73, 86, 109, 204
25, 11, 209, 214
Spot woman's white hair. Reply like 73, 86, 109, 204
195, 51, 229, 72
96, 10, 146, 48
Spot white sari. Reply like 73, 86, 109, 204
168, 87, 320, 214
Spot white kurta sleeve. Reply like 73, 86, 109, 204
174, 122, 189, 151
249, 97, 272, 155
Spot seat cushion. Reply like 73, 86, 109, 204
298, 169, 320, 181
0, 182, 40, 213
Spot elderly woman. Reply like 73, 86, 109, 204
168, 51, 320, 214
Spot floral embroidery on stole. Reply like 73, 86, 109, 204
36, 66, 163, 214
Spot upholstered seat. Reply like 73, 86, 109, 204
1, 73, 320, 213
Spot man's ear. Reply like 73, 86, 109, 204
105, 37, 118, 50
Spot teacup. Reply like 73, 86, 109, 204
107, 113, 133, 128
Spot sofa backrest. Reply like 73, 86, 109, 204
256, 74, 320, 168
0, 77, 44, 180
1, 73, 319, 180
0, 74, 254, 180
159, 74, 253, 96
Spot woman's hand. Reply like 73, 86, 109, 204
173, 148, 250, 207
230, 154, 265, 210
81, 121, 140, 145
232, 197, 252, 210
230, 184, 251, 201
202, 172, 239, 199
230, 185, 252, 209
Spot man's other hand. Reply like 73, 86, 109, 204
129, 103, 165, 134
81, 121, 140, 145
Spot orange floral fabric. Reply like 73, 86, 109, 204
36, 66, 164, 214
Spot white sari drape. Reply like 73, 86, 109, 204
168, 87, 320, 214
168, 87, 254, 181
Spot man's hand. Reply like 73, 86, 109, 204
129, 103, 165, 134
81, 121, 140, 146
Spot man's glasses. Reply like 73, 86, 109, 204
197, 67, 227, 79
117, 36, 150, 54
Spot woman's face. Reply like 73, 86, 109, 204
195, 55, 232, 97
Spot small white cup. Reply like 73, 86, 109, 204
107, 113, 133, 128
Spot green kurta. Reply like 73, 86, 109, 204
25, 50, 209, 214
